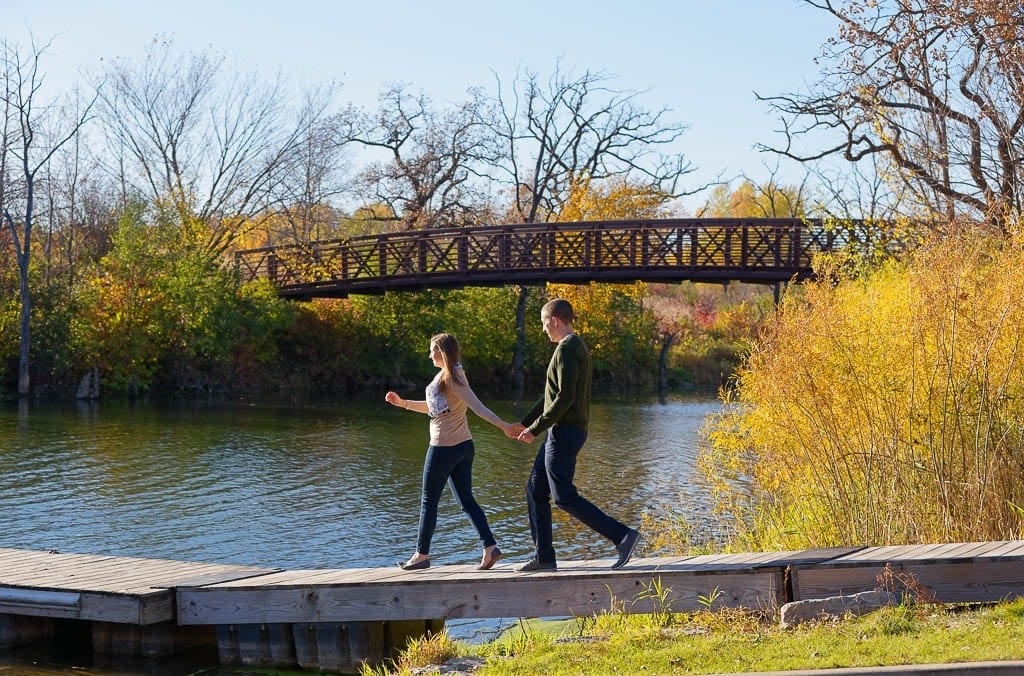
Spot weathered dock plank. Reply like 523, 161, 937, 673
177, 554, 800, 626
0, 551, 114, 576
0, 548, 277, 624
791, 540, 1024, 603
982, 541, 1024, 559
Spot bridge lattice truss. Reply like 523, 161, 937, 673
234, 218, 882, 299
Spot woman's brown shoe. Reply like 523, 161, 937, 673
477, 547, 502, 570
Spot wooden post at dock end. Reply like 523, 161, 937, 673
215, 618, 445, 672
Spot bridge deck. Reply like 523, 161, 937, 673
235, 218, 897, 298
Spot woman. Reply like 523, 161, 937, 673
385, 333, 511, 571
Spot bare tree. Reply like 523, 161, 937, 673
760, 0, 1024, 234
95, 37, 336, 255
0, 36, 95, 396
484, 64, 700, 387
38, 82, 121, 286
486, 64, 699, 224
807, 153, 918, 222
40, 147, 119, 282
263, 83, 352, 245
342, 83, 498, 230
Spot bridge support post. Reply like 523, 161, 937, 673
773, 281, 786, 305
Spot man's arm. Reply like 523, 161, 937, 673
521, 397, 544, 428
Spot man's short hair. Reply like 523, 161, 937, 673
543, 298, 574, 323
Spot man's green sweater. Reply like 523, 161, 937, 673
524, 333, 592, 435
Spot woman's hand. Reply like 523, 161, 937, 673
385, 391, 403, 407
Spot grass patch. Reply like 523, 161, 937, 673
369, 599, 1024, 675
359, 629, 459, 676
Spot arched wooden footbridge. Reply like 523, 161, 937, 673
235, 218, 885, 299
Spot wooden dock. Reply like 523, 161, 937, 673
1, 541, 1023, 672
0, 547, 273, 660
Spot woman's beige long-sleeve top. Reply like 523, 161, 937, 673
426, 366, 505, 447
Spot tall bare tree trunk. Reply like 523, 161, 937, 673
0, 38, 96, 397
658, 331, 677, 402
17, 255, 30, 396
512, 285, 529, 391
4, 207, 33, 397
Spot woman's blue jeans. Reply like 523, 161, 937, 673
417, 439, 497, 555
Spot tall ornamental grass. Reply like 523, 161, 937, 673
702, 233, 1024, 550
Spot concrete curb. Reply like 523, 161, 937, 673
725, 661, 1024, 675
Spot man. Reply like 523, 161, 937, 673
509, 298, 640, 571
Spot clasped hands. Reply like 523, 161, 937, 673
505, 422, 534, 443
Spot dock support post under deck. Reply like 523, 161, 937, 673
0, 613, 55, 648
92, 620, 216, 657
215, 618, 445, 672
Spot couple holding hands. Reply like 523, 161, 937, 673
384, 298, 641, 573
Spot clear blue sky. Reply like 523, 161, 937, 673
4, 0, 838, 212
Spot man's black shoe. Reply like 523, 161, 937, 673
515, 557, 557, 572
612, 528, 641, 569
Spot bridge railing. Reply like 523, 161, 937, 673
234, 218, 881, 298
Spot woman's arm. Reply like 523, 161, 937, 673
452, 381, 512, 434
385, 390, 427, 415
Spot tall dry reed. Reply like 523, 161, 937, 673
702, 233, 1024, 550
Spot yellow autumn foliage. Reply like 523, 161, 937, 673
702, 232, 1024, 550
558, 176, 670, 222
701, 180, 804, 218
